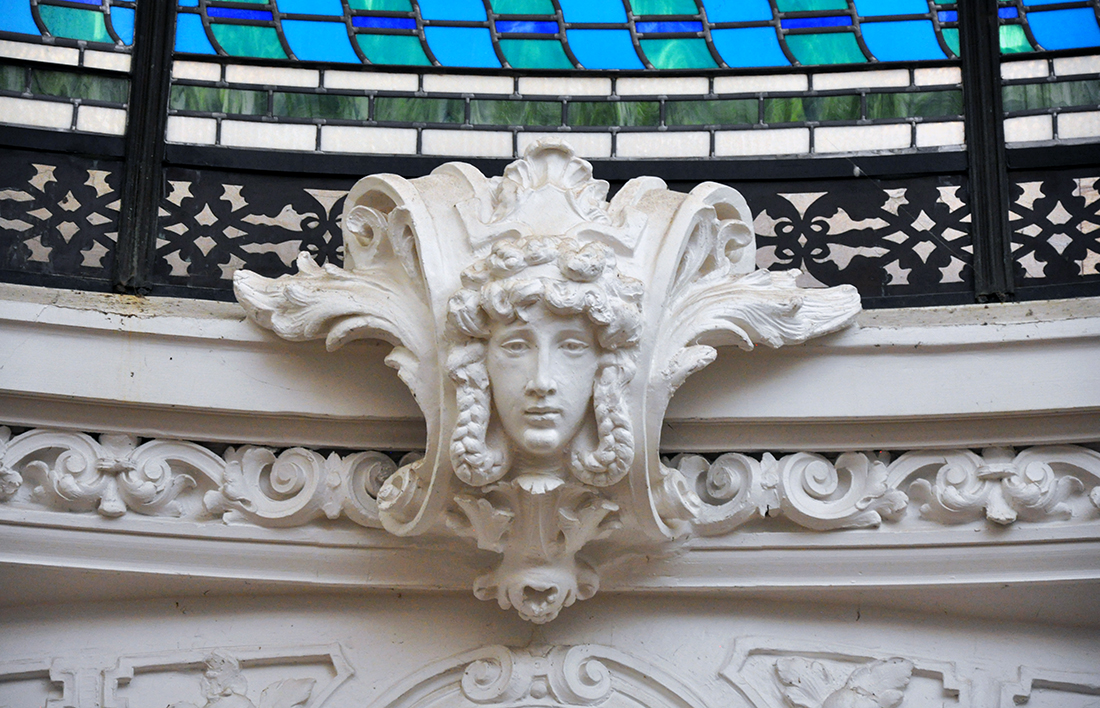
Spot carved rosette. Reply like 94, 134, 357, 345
233, 139, 863, 622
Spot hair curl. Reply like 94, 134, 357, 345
446, 236, 642, 487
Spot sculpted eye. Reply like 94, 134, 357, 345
560, 338, 591, 354
499, 339, 530, 354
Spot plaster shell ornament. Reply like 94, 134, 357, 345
234, 140, 862, 623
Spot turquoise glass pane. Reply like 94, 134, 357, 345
999, 24, 1033, 53
566, 29, 643, 69
491, 0, 555, 14
417, 0, 486, 21
786, 32, 867, 64
39, 5, 112, 43
175, 12, 217, 54
861, 20, 946, 60
0, 0, 43, 35
775, 0, 847, 10
558, 0, 626, 23
211, 24, 288, 59
1026, 8, 1100, 50
357, 34, 431, 64
282, 20, 359, 62
277, 0, 345, 14
349, 0, 412, 8
631, 0, 698, 15
712, 27, 789, 67
853, 0, 928, 15
424, 27, 500, 67
179, 0, 199, 6
500, 39, 574, 68
108, 6, 134, 44
640, 38, 717, 68
703, 0, 772, 22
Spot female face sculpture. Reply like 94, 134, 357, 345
447, 235, 642, 487
485, 302, 600, 465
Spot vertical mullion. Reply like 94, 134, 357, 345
113, 1, 176, 295
958, 1, 1013, 301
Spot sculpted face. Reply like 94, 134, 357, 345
486, 303, 599, 464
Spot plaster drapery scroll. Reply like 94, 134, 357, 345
234, 140, 862, 622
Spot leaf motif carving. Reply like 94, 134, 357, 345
257, 678, 315, 708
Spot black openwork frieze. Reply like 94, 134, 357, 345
1010, 169, 1100, 300
724, 175, 974, 308
153, 167, 352, 297
0, 148, 121, 290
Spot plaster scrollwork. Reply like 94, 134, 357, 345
233, 140, 863, 622
775, 657, 913, 708
891, 446, 1095, 525
368, 643, 708, 708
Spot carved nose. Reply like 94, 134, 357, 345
526, 375, 556, 395
523, 584, 558, 609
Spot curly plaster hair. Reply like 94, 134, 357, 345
446, 235, 643, 488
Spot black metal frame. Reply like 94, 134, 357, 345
5, 1, 1097, 305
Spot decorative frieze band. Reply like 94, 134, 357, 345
2, 426, 1098, 532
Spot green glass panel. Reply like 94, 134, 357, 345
499, 39, 573, 69
375, 96, 463, 123
38, 5, 112, 43
32, 69, 129, 103
666, 99, 757, 126
169, 85, 267, 115
999, 24, 1033, 53
349, 0, 413, 9
785, 32, 867, 65
630, 0, 699, 15
357, 34, 431, 65
775, 0, 848, 10
942, 27, 959, 55
763, 94, 859, 122
471, 99, 561, 125
640, 39, 717, 69
490, 0, 555, 14
1002, 80, 1100, 111
866, 90, 963, 119
273, 92, 371, 120
211, 24, 288, 59
567, 101, 659, 127
0, 64, 26, 93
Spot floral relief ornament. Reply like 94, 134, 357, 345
233, 140, 862, 622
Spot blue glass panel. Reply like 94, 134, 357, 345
1027, 8, 1100, 49
207, 7, 273, 20
999, 6, 1018, 18
109, 6, 135, 44
636, 21, 703, 33
70, 0, 102, 5
282, 19, 359, 61
565, 29, 644, 68
702, 0, 772, 22
0, 0, 43, 35
277, 0, 345, 14
175, 11, 217, 53
558, 0, 627, 23
417, 0, 486, 21
853, 0, 927, 15
781, 15, 852, 28
1022, 0, 1069, 4
938, 10, 957, 22
497, 20, 558, 33
424, 26, 500, 66
861, 19, 945, 60
353, 16, 417, 28
178, 0, 200, 7
711, 26, 789, 66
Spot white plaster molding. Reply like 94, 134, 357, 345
1000, 666, 1100, 707
2, 283, 1098, 452
719, 638, 967, 708
232, 140, 862, 621
0, 645, 352, 708
367, 644, 709, 708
